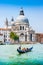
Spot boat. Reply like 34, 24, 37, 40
17, 47, 33, 53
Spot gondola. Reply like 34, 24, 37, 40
17, 47, 33, 54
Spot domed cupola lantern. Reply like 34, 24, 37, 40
11, 17, 14, 21
20, 8, 24, 15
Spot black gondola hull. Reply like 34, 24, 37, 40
17, 47, 33, 53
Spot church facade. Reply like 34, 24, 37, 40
0, 8, 36, 44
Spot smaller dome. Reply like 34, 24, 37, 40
11, 22, 14, 24
11, 17, 14, 21
11, 17, 15, 25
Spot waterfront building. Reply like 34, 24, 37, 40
36, 33, 43, 43
0, 8, 37, 44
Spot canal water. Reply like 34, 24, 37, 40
0, 43, 43, 65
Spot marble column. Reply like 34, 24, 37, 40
27, 34, 30, 41
32, 34, 36, 42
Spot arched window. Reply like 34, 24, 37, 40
20, 26, 24, 30
20, 26, 22, 30
23, 26, 24, 30
20, 33, 24, 36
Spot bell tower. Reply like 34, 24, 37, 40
5, 18, 8, 28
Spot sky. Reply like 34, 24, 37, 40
0, 0, 43, 33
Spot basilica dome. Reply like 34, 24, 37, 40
15, 8, 29, 24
